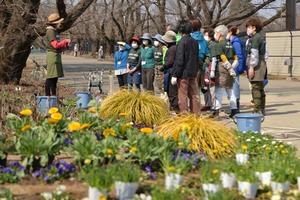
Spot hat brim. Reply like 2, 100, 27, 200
162, 35, 175, 43
153, 37, 166, 45
49, 18, 64, 24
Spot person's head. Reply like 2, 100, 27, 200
141, 33, 152, 47
177, 19, 193, 35
47, 13, 64, 29
117, 42, 126, 51
226, 26, 239, 40
214, 25, 228, 41
166, 23, 177, 33
204, 29, 214, 42
246, 18, 263, 36
191, 19, 202, 32
162, 31, 177, 46
130, 36, 140, 49
152, 34, 166, 47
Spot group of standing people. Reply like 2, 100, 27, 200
113, 18, 267, 117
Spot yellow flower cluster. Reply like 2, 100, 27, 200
19, 109, 32, 116
140, 127, 153, 134
103, 128, 116, 137
67, 121, 92, 132
87, 107, 97, 114
21, 124, 31, 132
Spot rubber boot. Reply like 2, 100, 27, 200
229, 109, 238, 118
237, 98, 240, 113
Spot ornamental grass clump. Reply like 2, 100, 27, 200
99, 90, 169, 126
157, 114, 237, 159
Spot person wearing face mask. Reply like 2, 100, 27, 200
210, 25, 238, 118
127, 36, 142, 90
245, 18, 267, 115
140, 33, 156, 92
171, 20, 201, 114
202, 29, 217, 112
153, 34, 167, 94
45, 13, 70, 96
114, 41, 131, 88
226, 26, 247, 113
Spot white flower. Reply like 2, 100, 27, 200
57, 185, 66, 192
251, 136, 255, 139
287, 142, 292, 145
262, 144, 266, 148
140, 194, 147, 200
271, 194, 281, 200
246, 138, 251, 142
41, 192, 53, 200
272, 141, 277, 145
256, 139, 261, 142
146, 196, 152, 200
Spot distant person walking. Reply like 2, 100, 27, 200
45, 13, 70, 96
73, 43, 79, 57
98, 46, 104, 60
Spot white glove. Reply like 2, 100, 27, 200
229, 68, 236, 77
223, 61, 232, 70
232, 60, 239, 70
210, 71, 215, 79
171, 77, 177, 85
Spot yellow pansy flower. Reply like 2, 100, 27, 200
103, 128, 116, 137
140, 127, 153, 134
180, 123, 191, 132
130, 146, 137, 153
99, 195, 107, 200
19, 109, 32, 116
68, 121, 81, 132
106, 148, 113, 155
48, 107, 59, 114
212, 169, 219, 174
88, 107, 97, 114
21, 124, 31, 132
48, 118, 59, 124
81, 123, 92, 130
241, 144, 248, 151
84, 159, 91, 165
178, 142, 184, 148
51, 112, 62, 121
166, 166, 176, 173
121, 123, 132, 133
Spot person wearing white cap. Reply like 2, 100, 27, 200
114, 41, 131, 88
210, 25, 238, 118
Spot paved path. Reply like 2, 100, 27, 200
30, 54, 300, 152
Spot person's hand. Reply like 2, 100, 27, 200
117, 42, 126, 46
229, 68, 236, 77
223, 61, 232, 70
210, 71, 215, 79
248, 67, 255, 79
171, 77, 177, 85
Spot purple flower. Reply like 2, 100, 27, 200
145, 166, 151, 173
9, 161, 25, 170
4, 167, 12, 174
43, 175, 50, 182
57, 167, 64, 175
33, 170, 41, 177
64, 138, 73, 145
149, 172, 156, 180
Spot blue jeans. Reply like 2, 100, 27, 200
232, 75, 240, 100
128, 71, 142, 89
213, 87, 237, 110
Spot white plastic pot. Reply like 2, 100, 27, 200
255, 171, 272, 186
165, 173, 183, 190
271, 181, 290, 193
238, 181, 258, 199
298, 177, 300, 191
221, 172, 237, 189
202, 183, 220, 194
235, 154, 249, 165
115, 181, 138, 200
88, 187, 107, 200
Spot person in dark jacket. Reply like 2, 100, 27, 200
127, 36, 142, 90
162, 31, 179, 112
226, 26, 247, 113
171, 20, 201, 114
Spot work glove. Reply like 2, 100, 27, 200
210, 71, 215, 79
117, 41, 126, 46
171, 77, 177, 85
223, 61, 236, 77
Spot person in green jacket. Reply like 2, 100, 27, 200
45, 13, 70, 96
245, 18, 267, 115
140, 33, 156, 92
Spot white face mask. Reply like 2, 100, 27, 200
247, 27, 255, 36
132, 43, 138, 49
119, 46, 125, 51
204, 36, 209, 41
154, 41, 160, 47
214, 33, 219, 41
143, 40, 149, 46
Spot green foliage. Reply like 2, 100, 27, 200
80, 166, 113, 191
236, 165, 258, 183
0, 188, 14, 200
161, 150, 193, 175
151, 188, 183, 200
200, 162, 221, 184
110, 162, 141, 183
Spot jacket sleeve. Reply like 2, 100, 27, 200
50, 40, 69, 49
124, 43, 131, 51
164, 46, 176, 69
172, 40, 185, 77
233, 41, 244, 68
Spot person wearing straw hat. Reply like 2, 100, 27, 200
162, 31, 179, 112
45, 13, 70, 96
140, 33, 155, 92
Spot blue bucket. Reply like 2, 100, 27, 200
76, 92, 91, 109
36, 96, 58, 114
234, 113, 264, 133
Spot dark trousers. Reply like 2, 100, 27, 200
167, 75, 179, 111
142, 68, 155, 91
45, 77, 58, 96
117, 74, 128, 88
251, 81, 266, 113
